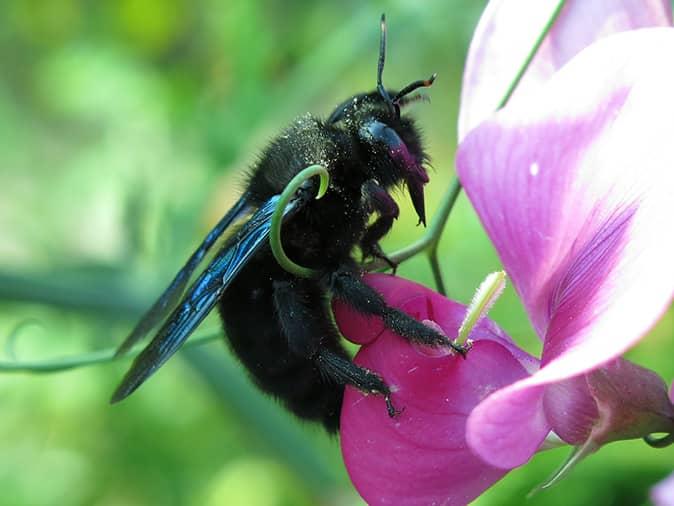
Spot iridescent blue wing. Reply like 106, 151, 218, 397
111, 193, 299, 403
115, 194, 252, 356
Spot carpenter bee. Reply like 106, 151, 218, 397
111, 15, 466, 432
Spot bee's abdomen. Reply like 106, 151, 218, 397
218, 264, 344, 432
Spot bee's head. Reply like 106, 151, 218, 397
327, 14, 434, 225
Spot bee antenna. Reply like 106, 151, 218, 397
393, 73, 437, 103
377, 14, 395, 112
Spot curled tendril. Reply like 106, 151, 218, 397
644, 432, 674, 448
270, 164, 329, 278
4, 318, 43, 359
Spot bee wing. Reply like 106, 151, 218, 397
115, 194, 253, 356
111, 193, 300, 403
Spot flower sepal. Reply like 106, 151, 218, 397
545, 359, 674, 447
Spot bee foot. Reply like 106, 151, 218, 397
385, 394, 404, 418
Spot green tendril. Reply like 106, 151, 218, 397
0, 331, 220, 374
644, 432, 674, 448
4, 318, 43, 360
270, 164, 329, 278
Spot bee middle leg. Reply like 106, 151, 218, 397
272, 279, 401, 418
330, 268, 469, 356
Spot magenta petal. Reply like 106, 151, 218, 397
331, 274, 454, 346
466, 384, 549, 469
332, 297, 386, 346
341, 338, 530, 505
458, 0, 672, 139
458, 28, 674, 372
544, 360, 674, 446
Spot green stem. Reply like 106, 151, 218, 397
425, 178, 462, 295
427, 252, 447, 296
269, 165, 329, 278
380, 0, 566, 286
0, 331, 220, 373
374, 178, 462, 269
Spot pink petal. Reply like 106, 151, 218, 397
458, 0, 672, 140
341, 333, 531, 505
466, 385, 550, 469
459, 29, 674, 467
335, 275, 537, 504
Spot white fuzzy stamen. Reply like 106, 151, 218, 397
456, 271, 507, 345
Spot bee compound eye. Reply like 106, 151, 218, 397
360, 120, 404, 151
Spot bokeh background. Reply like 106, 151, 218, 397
0, 1, 672, 505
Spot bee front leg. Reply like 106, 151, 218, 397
330, 269, 469, 356
360, 179, 399, 272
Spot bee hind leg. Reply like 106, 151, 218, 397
272, 279, 401, 421
315, 348, 402, 418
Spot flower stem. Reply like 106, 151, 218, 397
377, 0, 566, 290
369, 178, 462, 274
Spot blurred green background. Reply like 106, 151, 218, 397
0, 1, 671, 505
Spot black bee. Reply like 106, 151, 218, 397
111, 15, 466, 432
